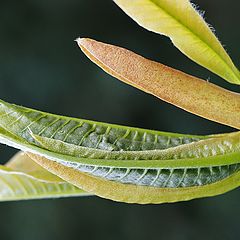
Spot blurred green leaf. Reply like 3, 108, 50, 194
0, 152, 89, 201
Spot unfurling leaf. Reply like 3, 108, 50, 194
0, 99, 239, 203
0, 0, 238, 205
29, 152, 240, 204
77, 38, 240, 129
114, 0, 240, 84
0, 152, 89, 201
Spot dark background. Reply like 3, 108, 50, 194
0, 1, 239, 239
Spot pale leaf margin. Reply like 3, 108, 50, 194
0, 152, 90, 201
114, 0, 240, 84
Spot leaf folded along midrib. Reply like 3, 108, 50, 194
29, 154, 240, 204
149, 0, 233, 62
0, 99, 239, 203
114, 0, 240, 83
149, 0, 233, 69
32, 131, 240, 163
0, 121, 239, 171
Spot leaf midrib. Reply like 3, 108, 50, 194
148, 0, 239, 81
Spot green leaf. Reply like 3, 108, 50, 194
0, 99, 239, 203
32, 131, 239, 161
29, 152, 240, 204
0, 99, 205, 152
29, 132, 240, 190
114, 0, 240, 84
78, 38, 240, 129
0, 152, 89, 201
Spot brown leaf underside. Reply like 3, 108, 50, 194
77, 38, 240, 129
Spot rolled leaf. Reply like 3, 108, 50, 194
32, 131, 240, 161
114, 0, 240, 84
29, 153, 240, 204
0, 99, 239, 203
0, 99, 205, 152
77, 38, 240, 129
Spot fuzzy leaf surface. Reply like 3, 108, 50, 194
78, 38, 240, 129
0, 99, 239, 203
114, 0, 240, 84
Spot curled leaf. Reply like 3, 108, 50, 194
32, 131, 240, 161
77, 38, 240, 129
114, 0, 240, 84
29, 153, 240, 204
0, 99, 205, 153
0, 99, 239, 203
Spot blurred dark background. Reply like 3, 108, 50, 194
0, 0, 239, 239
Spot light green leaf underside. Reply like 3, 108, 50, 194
114, 0, 240, 84
0, 152, 89, 201
33, 132, 240, 189
0, 99, 206, 152
30, 154, 240, 204
0, 99, 239, 203
32, 131, 240, 161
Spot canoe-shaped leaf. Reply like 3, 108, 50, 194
27, 130, 240, 204
0, 99, 206, 152
29, 152, 240, 204
32, 131, 240, 161
0, 152, 89, 201
114, 0, 240, 84
77, 38, 240, 129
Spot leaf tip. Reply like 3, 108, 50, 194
75, 37, 92, 49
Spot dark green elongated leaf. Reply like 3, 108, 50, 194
0, 99, 205, 151
0, 152, 89, 201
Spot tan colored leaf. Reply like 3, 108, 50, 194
77, 38, 240, 129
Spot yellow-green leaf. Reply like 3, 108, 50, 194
77, 38, 240, 129
114, 0, 240, 84
29, 153, 240, 204
0, 152, 90, 201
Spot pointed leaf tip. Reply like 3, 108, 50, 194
76, 38, 91, 49
78, 38, 240, 129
